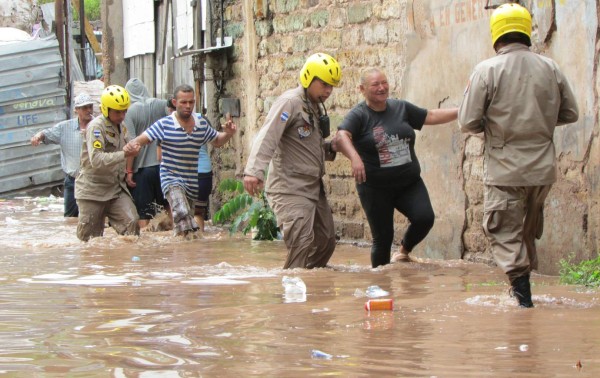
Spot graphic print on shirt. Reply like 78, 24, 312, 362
373, 125, 411, 167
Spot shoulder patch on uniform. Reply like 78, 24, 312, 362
280, 111, 289, 122
93, 129, 101, 138
93, 140, 102, 149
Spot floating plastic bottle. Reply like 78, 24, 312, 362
282, 276, 306, 294
364, 298, 394, 311
282, 276, 307, 303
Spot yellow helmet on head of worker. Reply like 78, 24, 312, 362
490, 3, 532, 48
299, 52, 342, 88
100, 85, 130, 117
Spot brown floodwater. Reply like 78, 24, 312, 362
0, 196, 598, 377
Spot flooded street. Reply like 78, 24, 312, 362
0, 197, 599, 377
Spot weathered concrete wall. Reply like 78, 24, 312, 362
0, 0, 39, 32
217, 0, 599, 274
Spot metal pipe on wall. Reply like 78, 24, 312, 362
79, 0, 87, 80
55, 0, 71, 102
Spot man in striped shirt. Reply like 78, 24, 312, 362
125, 84, 237, 236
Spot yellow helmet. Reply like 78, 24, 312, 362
490, 3, 532, 47
100, 85, 130, 117
299, 53, 342, 88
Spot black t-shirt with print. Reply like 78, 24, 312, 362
338, 99, 428, 188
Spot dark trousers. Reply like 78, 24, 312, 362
131, 165, 167, 220
357, 178, 435, 267
194, 171, 213, 220
63, 175, 78, 217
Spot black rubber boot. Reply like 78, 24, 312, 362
511, 275, 534, 308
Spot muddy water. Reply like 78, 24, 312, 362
0, 197, 598, 377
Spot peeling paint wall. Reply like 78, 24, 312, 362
215, 0, 598, 274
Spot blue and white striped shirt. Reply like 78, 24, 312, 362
144, 112, 218, 199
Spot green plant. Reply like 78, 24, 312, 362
212, 178, 279, 240
559, 254, 600, 287
38, 0, 101, 21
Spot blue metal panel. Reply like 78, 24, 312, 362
0, 37, 67, 195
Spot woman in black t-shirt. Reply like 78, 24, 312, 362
335, 68, 458, 267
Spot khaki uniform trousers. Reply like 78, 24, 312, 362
268, 192, 336, 269
76, 192, 140, 241
483, 184, 552, 282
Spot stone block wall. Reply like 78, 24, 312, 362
211, 0, 599, 273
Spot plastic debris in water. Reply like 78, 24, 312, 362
282, 276, 306, 294
131, 256, 140, 262
519, 344, 529, 352
365, 298, 394, 311
354, 285, 390, 298
282, 276, 307, 303
311, 349, 333, 360
365, 285, 390, 298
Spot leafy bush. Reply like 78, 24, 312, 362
212, 178, 279, 240
559, 254, 600, 287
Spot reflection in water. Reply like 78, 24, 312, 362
0, 197, 599, 376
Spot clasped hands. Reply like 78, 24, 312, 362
123, 141, 141, 157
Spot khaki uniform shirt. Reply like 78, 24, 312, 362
245, 86, 335, 201
458, 43, 579, 186
75, 115, 133, 201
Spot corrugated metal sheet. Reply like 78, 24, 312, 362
0, 37, 67, 195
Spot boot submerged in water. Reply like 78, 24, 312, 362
510, 275, 534, 308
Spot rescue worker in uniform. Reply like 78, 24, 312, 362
244, 52, 342, 269
458, 3, 579, 307
75, 85, 141, 241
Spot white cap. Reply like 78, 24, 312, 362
74, 93, 95, 108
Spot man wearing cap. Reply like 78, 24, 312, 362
30, 93, 95, 217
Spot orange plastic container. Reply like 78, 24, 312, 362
364, 298, 394, 311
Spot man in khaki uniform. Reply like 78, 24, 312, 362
244, 53, 342, 269
75, 85, 141, 241
458, 4, 579, 307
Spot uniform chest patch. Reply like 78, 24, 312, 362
93, 140, 102, 149
93, 129, 101, 138
106, 131, 116, 138
298, 123, 311, 139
